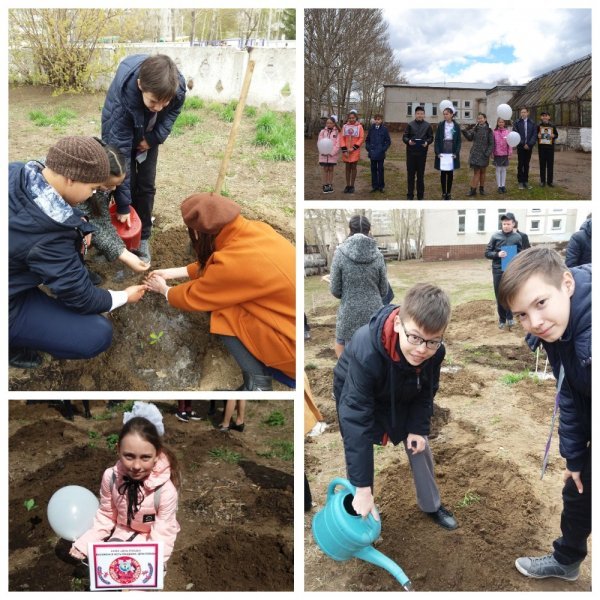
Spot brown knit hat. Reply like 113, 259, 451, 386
180, 192, 241, 234
46, 136, 110, 183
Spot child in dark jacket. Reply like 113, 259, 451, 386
8, 136, 147, 369
102, 54, 186, 262
333, 283, 458, 531
499, 248, 591, 582
537, 112, 559, 187
365, 114, 391, 193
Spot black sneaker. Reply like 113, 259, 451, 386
86, 267, 103, 286
9, 347, 42, 369
343, 186, 351, 193
547, 183, 554, 187
175, 411, 190, 423
325, 184, 334, 194
348, 186, 355, 193
189, 411, 203, 421
427, 505, 458, 530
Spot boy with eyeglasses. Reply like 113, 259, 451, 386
333, 283, 457, 530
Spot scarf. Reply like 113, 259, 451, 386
118, 476, 145, 525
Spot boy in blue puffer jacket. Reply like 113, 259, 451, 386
102, 54, 186, 262
499, 247, 591, 582
365, 114, 391, 193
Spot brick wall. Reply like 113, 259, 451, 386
423, 244, 487, 261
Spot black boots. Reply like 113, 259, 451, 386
479, 186, 486, 195
242, 372, 273, 391
467, 187, 477, 196
9, 347, 42, 369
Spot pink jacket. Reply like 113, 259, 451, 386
72, 454, 180, 562
318, 127, 340, 164
493, 128, 513, 157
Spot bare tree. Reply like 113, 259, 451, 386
304, 9, 405, 136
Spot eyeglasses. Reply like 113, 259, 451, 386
400, 319, 443, 350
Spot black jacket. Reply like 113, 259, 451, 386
485, 230, 523, 274
365, 124, 391, 161
102, 54, 186, 214
333, 304, 445, 488
9, 162, 112, 319
565, 219, 591, 267
402, 119, 434, 155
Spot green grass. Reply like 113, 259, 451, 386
220, 100, 238, 122
209, 447, 242, 464
182, 97, 204, 110
172, 112, 201, 136
264, 410, 285, 427
258, 440, 293, 461
305, 362, 318, 370
500, 370, 530, 385
29, 108, 77, 128
106, 433, 119, 451
456, 490, 481, 509
254, 110, 295, 162
244, 105, 257, 118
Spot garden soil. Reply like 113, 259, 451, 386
9, 400, 293, 591
8, 85, 295, 391
304, 265, 591, 592
304, 129, 591, 200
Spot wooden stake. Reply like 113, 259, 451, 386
214, 57, 256, 195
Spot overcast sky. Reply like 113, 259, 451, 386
383, 8, 591, 85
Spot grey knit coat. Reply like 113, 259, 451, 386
78, 191, 126, 262
462, 123, 494, 168
329, 233, 389, 342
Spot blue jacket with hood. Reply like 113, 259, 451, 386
333, 304, 445, 488
9, 161, 112, 320
102, 54, 186, 214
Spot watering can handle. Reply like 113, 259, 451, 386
326, 478, 379, 526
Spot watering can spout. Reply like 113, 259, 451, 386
354, 545, 412, 590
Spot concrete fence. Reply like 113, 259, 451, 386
9, 44, 296, 111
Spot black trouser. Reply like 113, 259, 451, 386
492, 270, 512, 323
370, 159, 385, 190
440, 171, 453, 196
516, 145, 533, 184
406, 153, 427, 199
553, 448, 591, 564
538, 145, 555, 184
217, 334, 269, 376
130, 144, 159, 240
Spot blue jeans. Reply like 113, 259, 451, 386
10, 288, 113, 359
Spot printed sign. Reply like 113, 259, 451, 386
343, 124, 359, 138
539, 126, 553, 145
88, 541, 164, 590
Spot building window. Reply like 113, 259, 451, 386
458, 210, 466, 233
407, 104, 412, 117
464, 111, 471, 119
530, 208, 542, 213
452, 100, 459, 108
497, 209, 506, 229
531, 219, 541, 232
551, 218, 563, 230
432, 106, 437, 117
477, 209, 486, 232
465, 101, 471, 108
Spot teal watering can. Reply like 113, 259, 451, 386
312, 477, 413, 591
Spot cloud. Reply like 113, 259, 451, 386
383, 8, 591, 84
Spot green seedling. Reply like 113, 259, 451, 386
209, 448, 242, 464
24, 498, 38, 511
149, 331, 164, 345
258, 440, 293, 462
264, 410, 285, 427
456, 490, 481, 508
501, 371, 529, 385
305, 363, 318, 371
106, 433, 119, 451
88, 431, 100, 439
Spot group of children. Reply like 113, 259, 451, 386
317, 106, 559, 199
331, 246, 591, 583
9, 53, 296, 392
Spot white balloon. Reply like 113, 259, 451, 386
506, 131, 521, 148
439, 100, 454, 113
317, 138, 334, 155
47, 485, 99, 541
497, 104, 513, 121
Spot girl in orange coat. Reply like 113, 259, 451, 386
339, 110, 365, 194
145, 193, 295, 390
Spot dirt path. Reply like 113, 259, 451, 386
9, 85, 295, 391
304, 130, 590, 201
304, 260, 591, 592
9, 400, 293, 591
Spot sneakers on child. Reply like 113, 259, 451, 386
426, 505, 458, 530
498, 322, 505, 330
175, 411, 190, 423
189, 411, 203, 421
325, 184, 334, 193
515, 554, 581, 581
507, 319, 514, 328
